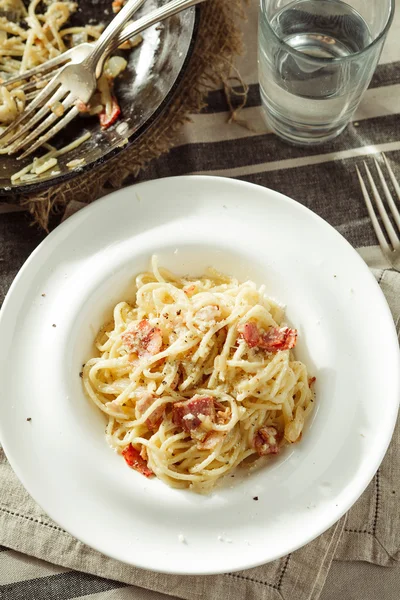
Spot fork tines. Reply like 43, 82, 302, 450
356, 153, 400, 263
0, 76, 79, 159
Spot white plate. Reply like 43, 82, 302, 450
0, 176, 399, 575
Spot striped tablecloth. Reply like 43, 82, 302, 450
1, 0, 400, 598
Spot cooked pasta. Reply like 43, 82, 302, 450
83, 256, 315, 493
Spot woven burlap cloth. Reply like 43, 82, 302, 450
0, 227, 399, 598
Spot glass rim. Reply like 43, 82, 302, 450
260, 0, 396, 63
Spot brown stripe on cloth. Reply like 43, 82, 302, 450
202, 61, 400, 114
0, 571, 126, 600
132, 113, 400, 181
0, 212, 46, 308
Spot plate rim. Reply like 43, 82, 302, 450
0, 174, 399, 574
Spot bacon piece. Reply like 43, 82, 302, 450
112, 0, 124, 12
121, 444, 153, 477
239, 321, 297, 352
240, 321, 260, 348
172, 396, 215, 432
258, 327, 297, 352
197, 431, 226, 450
122, 319, 162, 358
183, 284, 196, 297
136, 393, 165, 431
254, 426, 281, 456
197, 431, 224, 450
105, 399, 128, 416
308, 376, 316, 387
76, 99, 90, 113
99, 97, 121, 129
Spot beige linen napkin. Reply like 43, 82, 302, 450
0, 207, 399, 599
335, 262, 400, 566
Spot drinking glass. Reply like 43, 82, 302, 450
258, 0, 395, 145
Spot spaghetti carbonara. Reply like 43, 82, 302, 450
83, 257, 315, 493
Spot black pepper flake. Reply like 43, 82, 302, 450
52, 324, 56, 327
162, 380, 167, 385
177, 310, 181, 316
41, 293, 46, 297
165, 314, 169, 319
79, 371, 83, 378
392, 490, 396, 494
26, 418, 32, 422
230, 475, 235, 478
253, 496, 259, 501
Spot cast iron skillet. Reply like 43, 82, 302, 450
0, 0, 198, 195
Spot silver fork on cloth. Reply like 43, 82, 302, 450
356, 154, 400, 271
0, 0, 204, 158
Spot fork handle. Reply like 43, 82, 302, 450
95, 0, 206, 78
87, 0, 146, 69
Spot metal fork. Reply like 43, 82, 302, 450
356, 154, 400, 271
0, 0, 204, 158
0, 0, 145, 155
